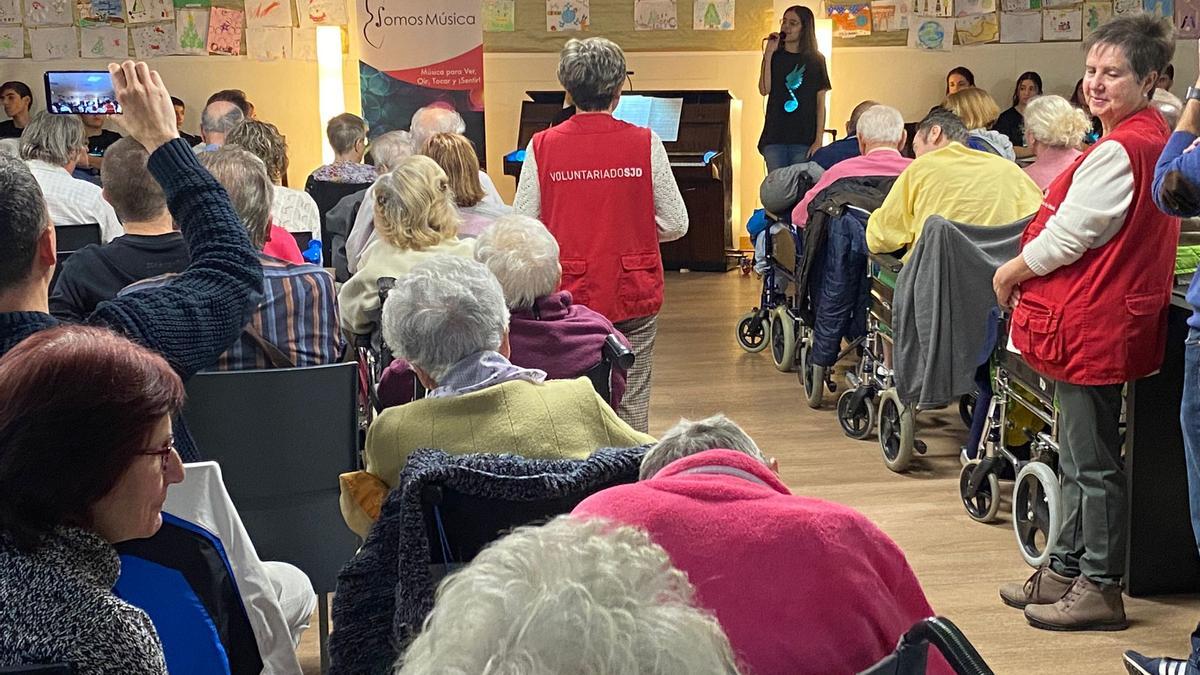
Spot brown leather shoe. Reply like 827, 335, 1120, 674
999, 566, 1074, 609
1024, 576, 1128, 631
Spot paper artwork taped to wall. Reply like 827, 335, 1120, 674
955, 11, 997, 43
1082, 0, 1113, 35
482, 0, 515, 31
25, 0, 73, 26
1112, 0, 1141, 13
79, 0, 125, 24
172, 0, 205, 9
29, 25, 78, 57
954, 0, 995, 15
291, 25, 315, 58
635, 0, 677, 30
999, 9, 1040, 41
1144, 0, 1173, 17
1177, 0, 1199, 36
131, 21, 175, 56
296, 0, 345, 26
207, 6, 242, 54
245, 0, 290, 26
693, 0, 733, 29
1000, 0, 1040, 10
79, 25, 127, 56
827, 3, 872, 36
907, 15, 953, 49
1041, 0, 1077, 8
871, 0, 909, 31
174, 7, 205, 52
0, 0, 18, 24
912, 0, 952, 17
0, 26, 23, 56
246, 25, 288, 58
127, 0, 171, 23
547, 0, 588, 30
1042, 7, 1081, 39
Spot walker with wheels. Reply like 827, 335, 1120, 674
735, 218, 803, 372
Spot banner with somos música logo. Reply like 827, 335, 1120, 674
357, 0, 485, 164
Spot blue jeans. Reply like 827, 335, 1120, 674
762, 144, 811, 173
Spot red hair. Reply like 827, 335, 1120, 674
0, 325, 184, 551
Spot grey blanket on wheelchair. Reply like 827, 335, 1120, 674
894, 215, 1032, 407
328, 446, 645, 675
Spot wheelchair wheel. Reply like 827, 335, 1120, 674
770, 307, 797, 372
959, 460, 1001, 523
837, 389, 875, 440
878, 389, 915, 472
736, 311, 769, 353
799, 341, 826, 408
959, 391, 977, 428
1012, 462, 1062, 568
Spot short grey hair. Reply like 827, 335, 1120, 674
558, 37, 627, 112
200, 101, 245, 135
1023, 95, 1090, 149
917, 107, 969, 145
855, 104, 904, 145
327, 112, 368, 156
381, 255, 511, 381
197, 146, 274, 249
473, 214, 561, 310
367, 130, 413, 172
410, 106, 465, 155
19, 112, 83, 167
1086, 14, 1174, 83
395, 515, 740, 675
640, 414, 768, 480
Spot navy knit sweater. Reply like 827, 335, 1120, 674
0, 138, 263, 461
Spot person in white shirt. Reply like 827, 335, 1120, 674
19, 111, 122, 243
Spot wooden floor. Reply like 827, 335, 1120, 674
299, 270, 1200, 673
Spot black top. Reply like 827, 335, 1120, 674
994, 107, 1025, 148
50, 232, 191, 321
180, 131, 202, 147
86, 129, 123, 156
0, 119, 23, 138
759, 50, 831, 151
0, 139, 263, 461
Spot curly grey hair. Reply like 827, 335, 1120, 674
473, 214, 562, 310
380, 255, 510, 381
640, 414, 769, 479
19, 111, 83, 167
395, 515, 741, 675
558, 37, 627, 112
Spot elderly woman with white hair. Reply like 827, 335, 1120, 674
514, 37, 689, 434
1020, 95, 1092, 192
574, 414, 946, 675
339, 255, 653, 536
337, 155, 474, 336
376, 213, 631, 410
396, 515, 740, 674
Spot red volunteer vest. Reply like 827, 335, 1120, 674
532, 113, 661, 323
1010, 107, 1180, 385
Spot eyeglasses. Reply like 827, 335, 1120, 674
141, 437, 177, 472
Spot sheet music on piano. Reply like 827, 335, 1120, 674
612, 95, 684, 142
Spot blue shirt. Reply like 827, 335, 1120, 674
1152, 130, 1200, 328
810, 136, 860, 170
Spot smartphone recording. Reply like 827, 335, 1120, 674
44, 71, 121, 115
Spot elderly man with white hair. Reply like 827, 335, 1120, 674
376, 214, 632, 410
573, 414, 947, 675
396, 515, 740, 674
338, 255, 653, 536
20, 111, 122, 243
790, 104, 912, 227
342, 106, 502, 274
330, 130, 413, 279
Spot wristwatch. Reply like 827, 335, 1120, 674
1186, 85, 1200, 103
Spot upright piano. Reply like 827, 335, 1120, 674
504, 90, 734, 271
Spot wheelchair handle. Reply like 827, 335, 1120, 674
868, 252, 904, 273
603, 334, 635, 370
377, 276, 397, 305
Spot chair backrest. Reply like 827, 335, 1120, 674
182, 362, 360, 594
289, 230, 313, 251
0, 666, 75, 674
305, 179, 373, 263
54, 223, 102, 253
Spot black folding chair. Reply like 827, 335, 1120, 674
50, 223, 101, 290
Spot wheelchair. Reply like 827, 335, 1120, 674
736, 217, 804, 372
835, 252, 929, 472
959, 320, 1065, 568
859, 616, 992, 675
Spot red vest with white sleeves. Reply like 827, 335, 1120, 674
532, 113, 662, 323
1010, 106, 1179, 385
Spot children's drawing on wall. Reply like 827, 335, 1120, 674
175, 6, 206, 52
634, 0, 677, 30
0, 25, 23, 56
999, 8, 1040, 41
1082, 0, 1113, 35
908, 15, 953, 49
29, 25, 78, 58
25, 0, 72, 26
693, 0, 734, 29
80, 25, 128, 57
827, 3, 872, 37
482, 0, 515, 31
296, 0, 346, 27
131, 21, 176, 56
1042, 7, 1082, 39
207, 6, 243, 54
78, 0, 125, 24
1143, 0, 1173, 18
955, 11, 998, 43
546, 0, 589, 30
1177, 0, 1199, 36
871, 0, 909, 31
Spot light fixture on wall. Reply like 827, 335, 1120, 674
316, 26, 345, 165
814, 18, 834, 144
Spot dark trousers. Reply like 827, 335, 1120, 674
1048, 381, 1126, 585
1180, 335, 1200, 663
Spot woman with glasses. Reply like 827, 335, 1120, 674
757, 5, 831, 171
0, 325, 184, 673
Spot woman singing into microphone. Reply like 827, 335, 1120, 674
758, 5, 831, 172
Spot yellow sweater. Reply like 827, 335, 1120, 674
339, 377, 655, 535
866, 142, 1043, 260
